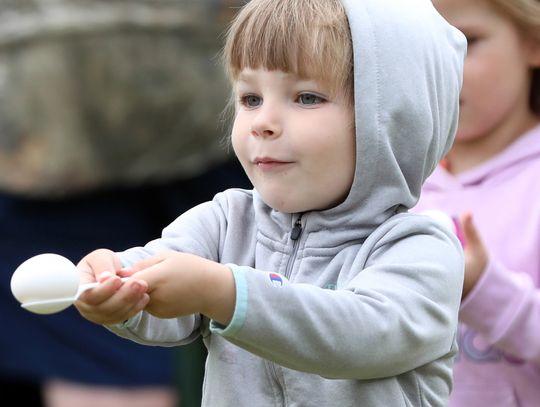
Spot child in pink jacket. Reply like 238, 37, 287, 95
414, 0, 540, 405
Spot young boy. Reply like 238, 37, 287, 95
75, 0, 466, 405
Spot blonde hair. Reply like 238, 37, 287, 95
490, 0, 540, 114
222, 0, 353, 103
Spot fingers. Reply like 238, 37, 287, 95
127, 252, 172, 273
116, 268, 138, 278
76, 276, 150, 325
459, 211, 480, 249
458, 211, 489, 298
75, 251, 178, 324
77, 249, 124, 287
118, 252, 176, 288
82, 249, 123, 277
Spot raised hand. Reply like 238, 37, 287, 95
459, 212, 489, 299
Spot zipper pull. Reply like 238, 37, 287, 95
291, 217, 303, 241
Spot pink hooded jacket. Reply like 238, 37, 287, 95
415, 124, 540, 407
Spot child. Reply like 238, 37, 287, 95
413, 0, 540, 405
75, 0, 466, 405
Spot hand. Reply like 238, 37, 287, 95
459, 212, 489, 299
74, 249, 150, 325
78, 248, 123, 285
125, 251, 235, 324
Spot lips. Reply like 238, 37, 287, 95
254, 157, 285, 165
253, 156, 293, 170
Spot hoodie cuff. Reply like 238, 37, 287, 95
460, 259, 531, 342
210, 264, 248, 337
105, 311, 143, 333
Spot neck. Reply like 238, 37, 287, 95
446, 110, 540, 175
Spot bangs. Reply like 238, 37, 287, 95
223, 0, 353, 100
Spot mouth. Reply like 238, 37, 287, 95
253, 157, 293, 170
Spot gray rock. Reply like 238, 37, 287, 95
0, 0, 241, 196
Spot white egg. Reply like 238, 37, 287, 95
10, 253, 80, 305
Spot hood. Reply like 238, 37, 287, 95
326, 0, 465, 236
257, 0, 466, 238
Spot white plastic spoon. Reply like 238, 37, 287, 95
11, 253, 127, 315
20, 281, 104, 314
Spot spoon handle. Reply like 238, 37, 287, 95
77, 277, 130, 297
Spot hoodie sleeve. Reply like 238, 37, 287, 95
210, 216, 464, 380
105, 191, 234, 345
106, 311, 202, 347
460, 260, 540, 365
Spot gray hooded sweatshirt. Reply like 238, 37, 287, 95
108, 0, 467, 405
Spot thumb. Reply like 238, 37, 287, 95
120, 252, 170, 275
77, 249, 123, 283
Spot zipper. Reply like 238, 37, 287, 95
290, 216, 303, 240
284, 214, 303, 279
264, 214, 304, 405
266, 361, 286, 406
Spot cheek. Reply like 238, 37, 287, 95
231, 118, 248, 160
465, 46, 526, 91
464, 58, 525, 111
463, 59, 495, 93
339, 137, 356, 187
311, 130, 355, 178
462, 61, 507, 115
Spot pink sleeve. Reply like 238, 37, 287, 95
460, 259, 540, 364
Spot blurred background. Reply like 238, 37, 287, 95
0, 1, 248, 406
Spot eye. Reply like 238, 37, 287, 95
239, 94, 262, 108
297, 93, 325, 106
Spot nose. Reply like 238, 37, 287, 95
249, 102, 282, 138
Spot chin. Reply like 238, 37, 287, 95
263, 197, 302, 213
268, 202, 299, 213
259, 189, 331, 213
454, 129, 483, 143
